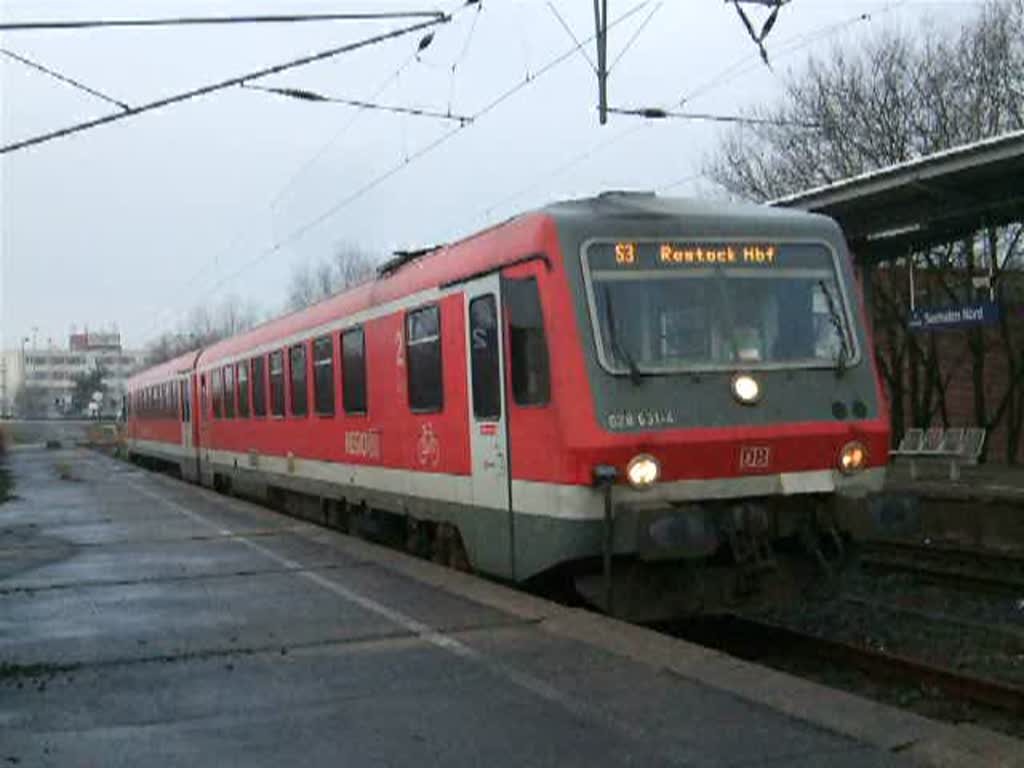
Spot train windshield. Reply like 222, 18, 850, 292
584, 240, 855, 374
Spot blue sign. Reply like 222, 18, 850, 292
908, 300, 999, 330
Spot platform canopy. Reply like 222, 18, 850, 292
772, 129, 1024, 262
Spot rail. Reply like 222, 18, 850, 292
859, 539, 1024, 595
715, 616, 1024, 717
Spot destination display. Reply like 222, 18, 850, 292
590, 240, 828, 272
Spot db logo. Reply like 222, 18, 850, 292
417, 423, 440, 468
739, 445, 772, 471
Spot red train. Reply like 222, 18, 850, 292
128, 193, 888, 618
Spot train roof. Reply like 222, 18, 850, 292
196, 211, 554, 368
541, 190, 839, 233
154, 193, 841, 373
129, 348, 201, 387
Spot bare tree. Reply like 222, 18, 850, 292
287, 242, 379, 311
707, 2, 1023, 199
146, 295, 265, 365
705, 0, 1024, 461
216, 294, 263, 338
332, 243, 377, 291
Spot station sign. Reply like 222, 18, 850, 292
908, 300, 999, 330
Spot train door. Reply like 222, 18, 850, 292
180, 375, 200, 481
463, 275, 515, 577
197, 371, 210, 485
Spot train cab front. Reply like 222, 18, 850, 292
559, 215, 889, 619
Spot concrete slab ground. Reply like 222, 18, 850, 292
1, 448, 1019, 767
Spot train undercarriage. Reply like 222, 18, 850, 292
571, 495, 856, 622
131, 447, 862, 622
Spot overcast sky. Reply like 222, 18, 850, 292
0, 0, 977, 350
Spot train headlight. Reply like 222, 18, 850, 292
732, 373, 761, 405
838, 441, 867, 474
626, 454, 660, 489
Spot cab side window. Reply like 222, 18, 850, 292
504, 277, 551, 405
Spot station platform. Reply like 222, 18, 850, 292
886, 459, 1024, 503
1, 448, 1020, 767
874, 462, 1024, 552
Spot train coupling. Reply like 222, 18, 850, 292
634, 501, 775, 570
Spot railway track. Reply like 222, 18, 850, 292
858, 539, 1024, 595
667, 615, 1024, 718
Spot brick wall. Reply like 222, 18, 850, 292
874, 318, 1024, 464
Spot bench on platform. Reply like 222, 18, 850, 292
889, 426, 986, 481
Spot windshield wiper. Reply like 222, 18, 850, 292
603, 285, 643, 385
713, 266, 742, 364
818, 280, 850, 377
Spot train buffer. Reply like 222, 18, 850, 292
889, 427, 986, 481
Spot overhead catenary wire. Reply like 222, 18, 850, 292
180, 0, 654, 320
656, 172, 704, 193
268, 0, 475, 209
239, 82, 473, 124
139, 51, 422, 339
605, 105, 820, 128
270, 51, 422, 209
0, 15, 451, 155
607, 2, 662, 72
0, 11, 448, 32
459, 6, 881, 230
447, 1, 484, 115
140, 0, 477, 340
0, 48, 131, 111
547, 3, 598, 73
269, 0, 653, 252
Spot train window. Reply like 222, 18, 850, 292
289, 343, 308, 417
341, 327, 366, 414
312, 336, 334, 416
252, 357, 267, 417
505, 277, 551, 405
269, 350, 285, 417
237, 363, 249, 418
180, 380, 190, 423
212, 369, 223, 418
469, 295, 501, 420
406, 305, 443, 412
223, 365, 235, 419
